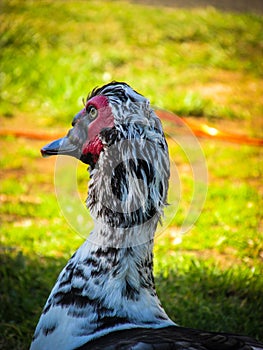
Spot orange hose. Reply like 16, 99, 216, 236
156, 110, 263, 146
0, 128, 64, 141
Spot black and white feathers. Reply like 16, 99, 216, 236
31, 82, 263, 350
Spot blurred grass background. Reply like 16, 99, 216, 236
0, 1, 262, 349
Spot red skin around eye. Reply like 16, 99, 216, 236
81, 95, 114, 158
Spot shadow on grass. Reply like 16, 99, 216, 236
156, 261, 263, 341
0, 249, 262, 350
0, 248, 67, 350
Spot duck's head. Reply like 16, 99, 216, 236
41, 82, 170, 235
41, 81, 158, 168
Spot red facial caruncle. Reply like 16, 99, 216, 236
81, 95, 114, 161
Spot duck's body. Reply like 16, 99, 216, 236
30, 82, 262, 350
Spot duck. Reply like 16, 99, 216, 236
30, 82, 263, 350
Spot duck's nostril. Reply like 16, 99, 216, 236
72, 118, 78, 127
72, 109, 85, 126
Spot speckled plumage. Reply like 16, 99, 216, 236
31, 82, 263, 350
31, 82, 173, 350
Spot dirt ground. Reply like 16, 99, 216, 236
131, 0, 263, 14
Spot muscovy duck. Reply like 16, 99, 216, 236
30, 82, 263, 350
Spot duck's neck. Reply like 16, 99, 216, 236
71, 230, 174, 330
82, 215, 175, 327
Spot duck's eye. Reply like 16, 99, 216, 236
88, 106, 98, 120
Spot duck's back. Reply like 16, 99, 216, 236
76, 326, 263, 350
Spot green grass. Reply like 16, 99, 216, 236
0, 1, 262, 349
1, 0, 263, 122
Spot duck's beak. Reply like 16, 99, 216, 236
41, 108, 89, 159
40, 134, 82, 159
